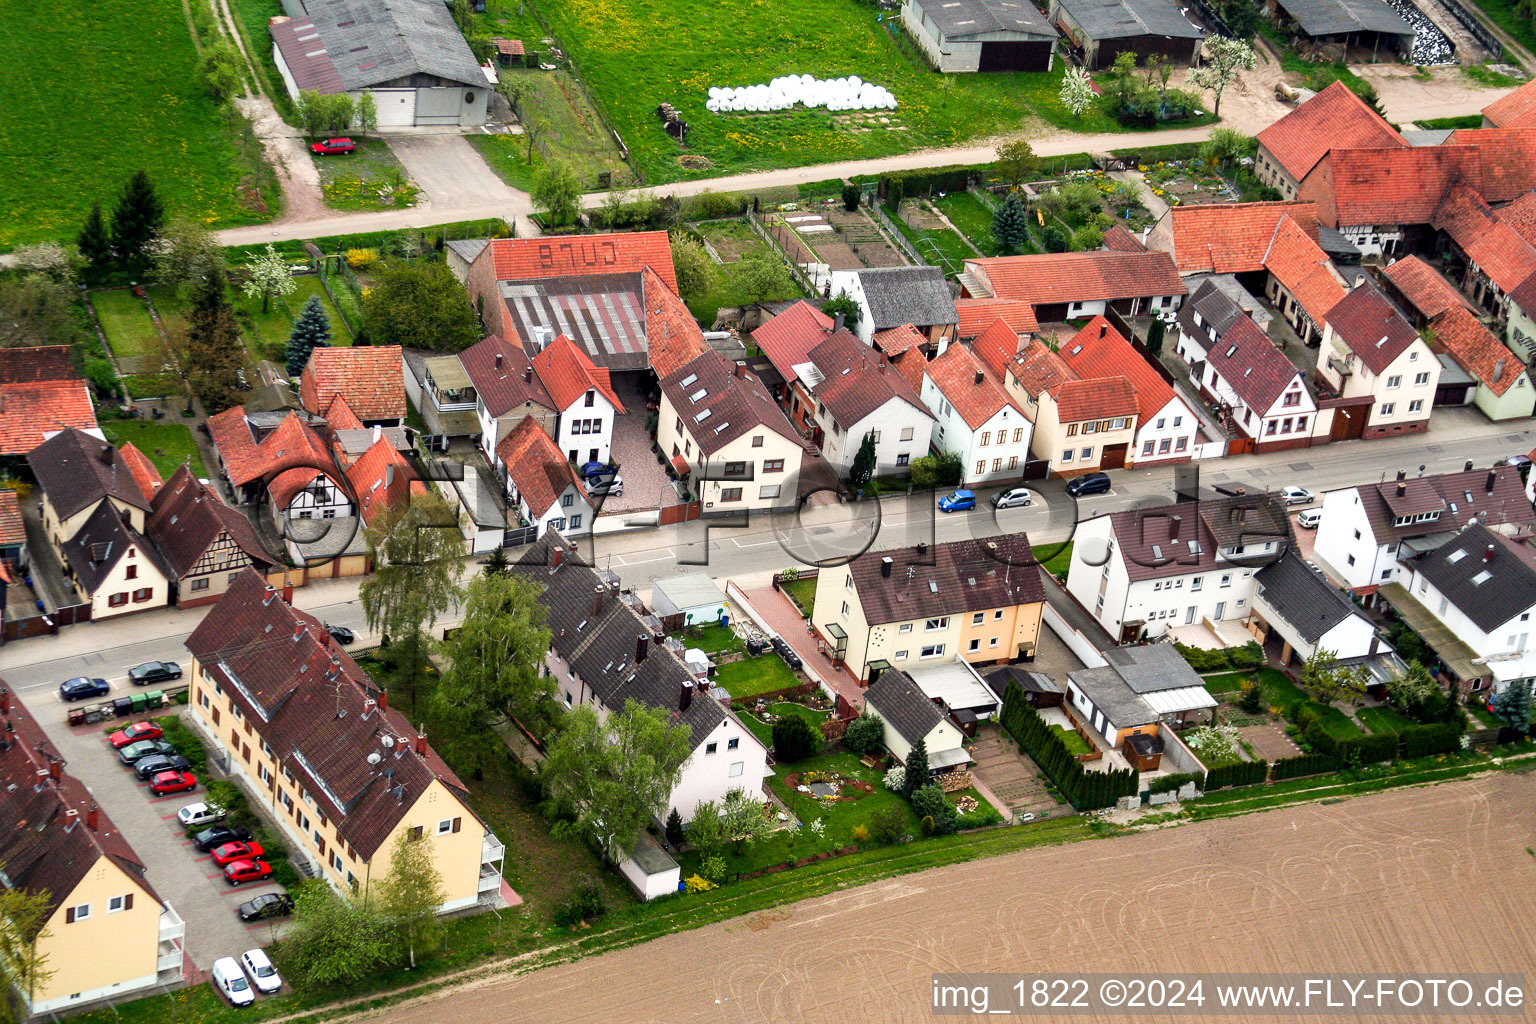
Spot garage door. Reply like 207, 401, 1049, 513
415, 87, 465, 125
977, 40, 1052, 72
372, 89, 416, 127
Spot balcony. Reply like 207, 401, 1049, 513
158, 904, 185, 944
157, 904, 185, 978
481, 832, 505, 865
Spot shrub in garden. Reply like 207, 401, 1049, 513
683, 874, 715, 893
664, 807, 684, 846
1203, 758, 1267, 790
883, 765, 906, 792
553, 874, 607, 927
842, 713, 886, 756
771, 716, 822, 763
700, 856, 727, 885
851, 824, 870, 845
842, 184, 861, 211
346, 248, 379, 269
1238, 683, 1264, 714
1271, 752, 1337, 780
910, 784, 954, 834
866, 805, 909, 845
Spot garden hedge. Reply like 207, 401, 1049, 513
1176, 641, 1265, 673
1000, 684, 1137, 810
1203, 758, 1267, 790
1396, 722, 1463, 760
1147, 771, 1202, 795
879, 166, 978, 204
1271, 751, 1338, 780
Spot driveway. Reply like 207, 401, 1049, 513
35, 689, 289, 978
386, 135, 520, 209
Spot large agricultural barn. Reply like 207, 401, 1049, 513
901, 0, 1059, 72
1048, 0, 1204, 68
270, 0, 491, 127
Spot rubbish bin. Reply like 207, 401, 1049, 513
67, 708, 85, 727
143, 690, 163, 710
113, 697, 134, 718
83, 705, 103, 724
129, 692, 148, 714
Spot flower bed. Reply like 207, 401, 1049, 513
782, 770, 875, 802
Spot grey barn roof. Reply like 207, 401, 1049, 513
912, 0, 1055, 37
1271, 0, 1415, 37
1055, 0, 1203, 40
865, 669, 946, 746
854, 267, 958, 331
1255, 552, 1361, 645
276, 0, 485, 93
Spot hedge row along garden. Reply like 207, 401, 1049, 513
1000, 683, 1139, 810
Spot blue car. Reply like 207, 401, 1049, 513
60, 677, 110, 702
938, 489, 976, 512
579, 461, 615, 480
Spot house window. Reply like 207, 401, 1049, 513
924, 617, 949, 630
975, 460, 985, 475
437, 818, 457, 835
67, 904, 90, 923
1158, 438, 1171, 453
190, 578, 210, 592
994, 609, 1004, 620
752, 435, 764, 447
331, 852, 345, 873
1080, 447, 1093, 461
729, 761, 745, 776
675, 416, 683, 432
1294, 417, 1307, 432
901, 427, 915, 441
569, 514, 582, 529
1191, 577, 1202, 591
899, 623, 912, 633
1408, 400, 1423, 413
724, 461, 747, 476
1220, 573, 1232, 587
980, 431, 991, 446
972, 612, 985, 625
1380, 402, 1395, 416
1156, 418, 1166, 429
968, 638, 980, 652
897, 454, 910, 467
1066, 424, 1078, 436
1061, 449, 1074, 463
562, 493, 574, 507
108, 895, 129, 914
895, 649, 908, 659
705, 742, 718, 755
728, 737, 739, 750
842, 601, 850, 615
549, 518, 566, 531
720, 488, 743, 502
1008, 456, 1018, 469
1387, 375, 1401, 389
584, 389, 596, 407
1414, 372, 1430, 385
763, 459, 785, 472
759, 485, 781, 499
1347, 554, 1356, 567
408, 825, 424, 842
1283, 391, 1300, 407
125, 564, 138, 580
1175, 437, 1188, 451
1143, 440, 1155, 456
1013, 428, 1024, 443
920, 644, 945, 658
992, 458, 1002, 472
108, 593, 128, 607
1265, 421, 1278, 435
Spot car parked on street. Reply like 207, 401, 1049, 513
224, 859, 274, 886
109, 722, 163, 748
991, 487, 1033, 509
149, 771, 197, 796
310, 137, 356, 155
1279, 485, 1315, 506
212, 957, 255, 1006
1065, 472, 1111, 498
325, 624, 355, 645
60, 677, 110, 702
177, 801, 226, 828
211, 841, 267, 867
128, 661, 181, 685
237, 892, 294, 922
194, 825, 253, 852
118, 739, 176, 765
938, 489, 976, 512
135, 753, 193, 780
241, 949, 282, 994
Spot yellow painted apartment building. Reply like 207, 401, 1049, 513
0, 688, 184, 1014
184, 571, 504, 912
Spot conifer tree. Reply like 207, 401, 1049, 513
284, 295, 332, 376
992, 192, 1030, 254
185, 273, 246, 412
77, 202, 114, 281
110, 171, 164, 269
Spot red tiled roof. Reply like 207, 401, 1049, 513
1429, 305, 1526, 395
0, 346, 77, 385
1155, 201, 1320, 273
753, 301, 834, 384
0, 490, 24, 548
1263, 216, 1347, 328
207, 408, 336, 489
954, 298, 1039, 340
1056, 317, 1176, 427
965, 251, 1185, 308
532, 334, 626, 413
323, 393, 364, 431
493, 37, 525, 55
1300, 145, 1478, 227
346, 437, 423, 525
1382, 255, 1474, 321
972, 318, 1025, 379
1255, 81, 1407, 182
495, 416, 588, 517
481, 231, 677, 292
1202, 312, 1303, 413
870, 323, 928, 356
643, 267, 707, 379
1482, 78, 1536, 128
1100, 224, 1146, 252
1324, 286, 1421, 375
117, 443, 164, 501
147, 466, 273, 577
459, 335, 553, 418
0, 381, 99, 456
922, 343, 1023, 431
1444, 128, 1536, 200
300, 346, 405, 423
805, 330, 929, 427
1006, 338, 1077, 398
1053, 376, 1137, 424
1497, 191, 1536, 248
1432, 184, 1536, 295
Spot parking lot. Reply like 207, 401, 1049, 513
41, 671, 292, 984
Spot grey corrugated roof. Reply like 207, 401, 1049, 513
912, 0, 1055, 37
1100, 644, 1204, 694
1272, 0, 1414, 37
1400, 129, 1456, 146
865, 669, 946, 746
1315, 225, 1362, 258
1067, 665, 1148, 723
446, 239, 490, 264
1411, 524, 1536, 633
982, 664, 1062, 694
1055, 0, 1203, 40
855, 267, 958, 331
1255, 552, 1360, 645
294, 0, 485, 92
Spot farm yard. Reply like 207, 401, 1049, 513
0, 0, 276, 249
313, 139, 420, 212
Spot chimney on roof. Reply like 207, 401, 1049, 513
1397, 469, 1406, 482
1465, 459, 1475, 472
551, 546, 564, 570
495, 351, 504, 370
0, 688, 11, 714
733, 361, 747, 380
378, 688, 388, 710
98, 445, 114, 466
1396, 481, 1406, 498
86, 804, 99, 832
973, 370, 984, 386
372, 424, 382, 444
48, 759, 60, 781
917, 542, 928, 557
881, 555, 893, 578
414, 729, 427, 756
636, 634, 648, 663
1170, 515, 1181, 539
1099, 322, 1107, 339
592, 587, 604, 616
679, 681, 692, 713
523, 365, 533, 383
833, 312, 845, 334
1485, 543, 1496, 563
1487, 469, 1498, 494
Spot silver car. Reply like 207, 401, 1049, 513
1279, 485, 1315, 506
991, 487, 1034, 509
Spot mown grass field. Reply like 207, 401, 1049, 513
530, 0, 1131, 184
233, 276, 353, 362
100, 421, 209, 479
0, 0, 274, 249
90, 290, 160, 360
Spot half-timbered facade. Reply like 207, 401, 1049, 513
146, 467, 276, 607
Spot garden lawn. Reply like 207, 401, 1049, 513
1468, 702, 1503, 729
1050, 724, 1091, 756
100, 421, 208, 479
889, 207, 974, 276
1032, 542, 1072, 578
1461, 0, 1536, 52
780, 576, 818, 617
494, 70, 633, 191
1356, 705, 1418, 734
714, 655, 799, 698
682, 623, 744, 655
234, 276, 352, 361
680, 750, 918, 877
740, 701, 830, 748
0, 0, 275, 249
90, 291, 160, 360
314, 139, 419, 211
1203, 672, 1252, 695
691, 220, 804, 325
523, 0, 1142, 186
936, 191, 1002, 256
1251, 668, 1308, 711
1298, 701, 1365, 740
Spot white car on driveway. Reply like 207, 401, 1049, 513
241, 948, 282, 994
212, 957, 254, 1006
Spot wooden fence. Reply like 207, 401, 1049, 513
4, 602, 91, 643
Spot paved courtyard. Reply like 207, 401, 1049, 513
602, 374, 685, 516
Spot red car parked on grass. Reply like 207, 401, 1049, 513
223, 860, 274, 886
148, 771, 197, 796
211, 841, 266, 867
310, 137, 356, 155
109, 722, 163, 749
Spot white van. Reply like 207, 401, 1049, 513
1297, 507, 1322, 530
212, 957, 255, 1006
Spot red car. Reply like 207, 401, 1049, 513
148, 771, 197, 796
210, 841, 266, 867
310, 137, 356, 155
223, 860, 273, 886
109, 722, 163, 749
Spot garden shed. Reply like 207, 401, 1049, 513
901, 0, 1059, 73
650, 572, 729, 629
1047, 0, 1204, 69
